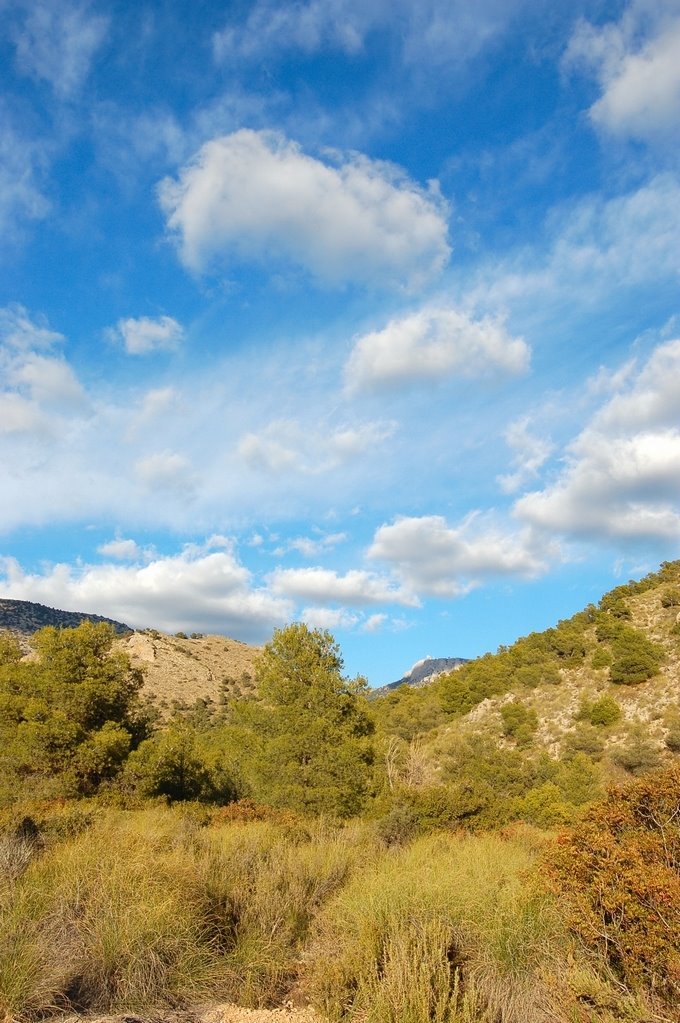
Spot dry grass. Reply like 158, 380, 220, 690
0, 811, 375, 1020
305, 831, 567, 1023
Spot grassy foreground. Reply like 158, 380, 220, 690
0, 803, 665, 1023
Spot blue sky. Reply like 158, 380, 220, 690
1, 0, 680, 686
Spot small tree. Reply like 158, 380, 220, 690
244, 624, 375, 817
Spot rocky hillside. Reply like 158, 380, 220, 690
118, 629, 260, 713
0, 599, 261, 714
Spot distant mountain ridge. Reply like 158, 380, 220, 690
0, 598, 132, 636
374, 656, 469, 695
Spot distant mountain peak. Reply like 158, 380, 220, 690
0, 598, 131, 637
374, 655, 469, 695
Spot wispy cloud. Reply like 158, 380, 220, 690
11, 0, 109, 99
238, 418, 396, 475
497, 417, 553, 494
0, 112, 50, 243
213, 0, 527, 71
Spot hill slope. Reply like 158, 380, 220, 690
118, 630, 260, 712
0, 599, 261, 714
373, 561, 680, 786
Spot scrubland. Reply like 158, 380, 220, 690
1, 777, 678, 1023
1, 564, 679, 1022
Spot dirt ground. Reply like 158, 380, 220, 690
204, 1004, 326, 1022
59, 1004, 328, 1023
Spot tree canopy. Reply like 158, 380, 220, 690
241, 623, 375, 817
0, 622, 147, 801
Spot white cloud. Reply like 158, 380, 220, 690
0, 305, 64, 350
368, 514, 549, 596
345, 306, 530, 393
238, 418, 395, 475
135, 451, 197, 494
0, 545, 292, 644
269, 566, 417, 606
12, 0, 109, 99
158, 129, 450, 287
0, 393, 49, 436
10, 353, 86, 408
300, 606, 359, 630
497, 417, 553, 494
565, 4, 680, 142
97, 538, 143, 560
111, 316, 184, 355
515, 338, 680, 544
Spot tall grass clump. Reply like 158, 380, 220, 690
0, 808, 230, 1018
305, 830, 566, 1023
193, 817, 377, 1006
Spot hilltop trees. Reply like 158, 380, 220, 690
241, 623, 376, 817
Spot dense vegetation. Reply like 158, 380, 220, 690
1, 561, 679, 1021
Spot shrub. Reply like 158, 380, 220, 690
122, 724, 238, 803
546, 766, 680, 1010
577, 694, 621, 727
591, 647, 612, 669
660, 587, 680, 608
562, 724, 605, 761
610, 725, 661, 776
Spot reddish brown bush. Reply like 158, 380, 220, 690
546, 766, 680, 1008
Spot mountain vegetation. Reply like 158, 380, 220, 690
1, 561, 679, 1022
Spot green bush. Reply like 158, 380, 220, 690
610, 724, 661, 776
122, 723, 239, 803
500, 700, 538, 747
590, 647, 611, 670
606, 626, 664, 686
577, 695, 621, 727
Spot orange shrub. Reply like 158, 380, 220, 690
546, 766, 680, 1008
